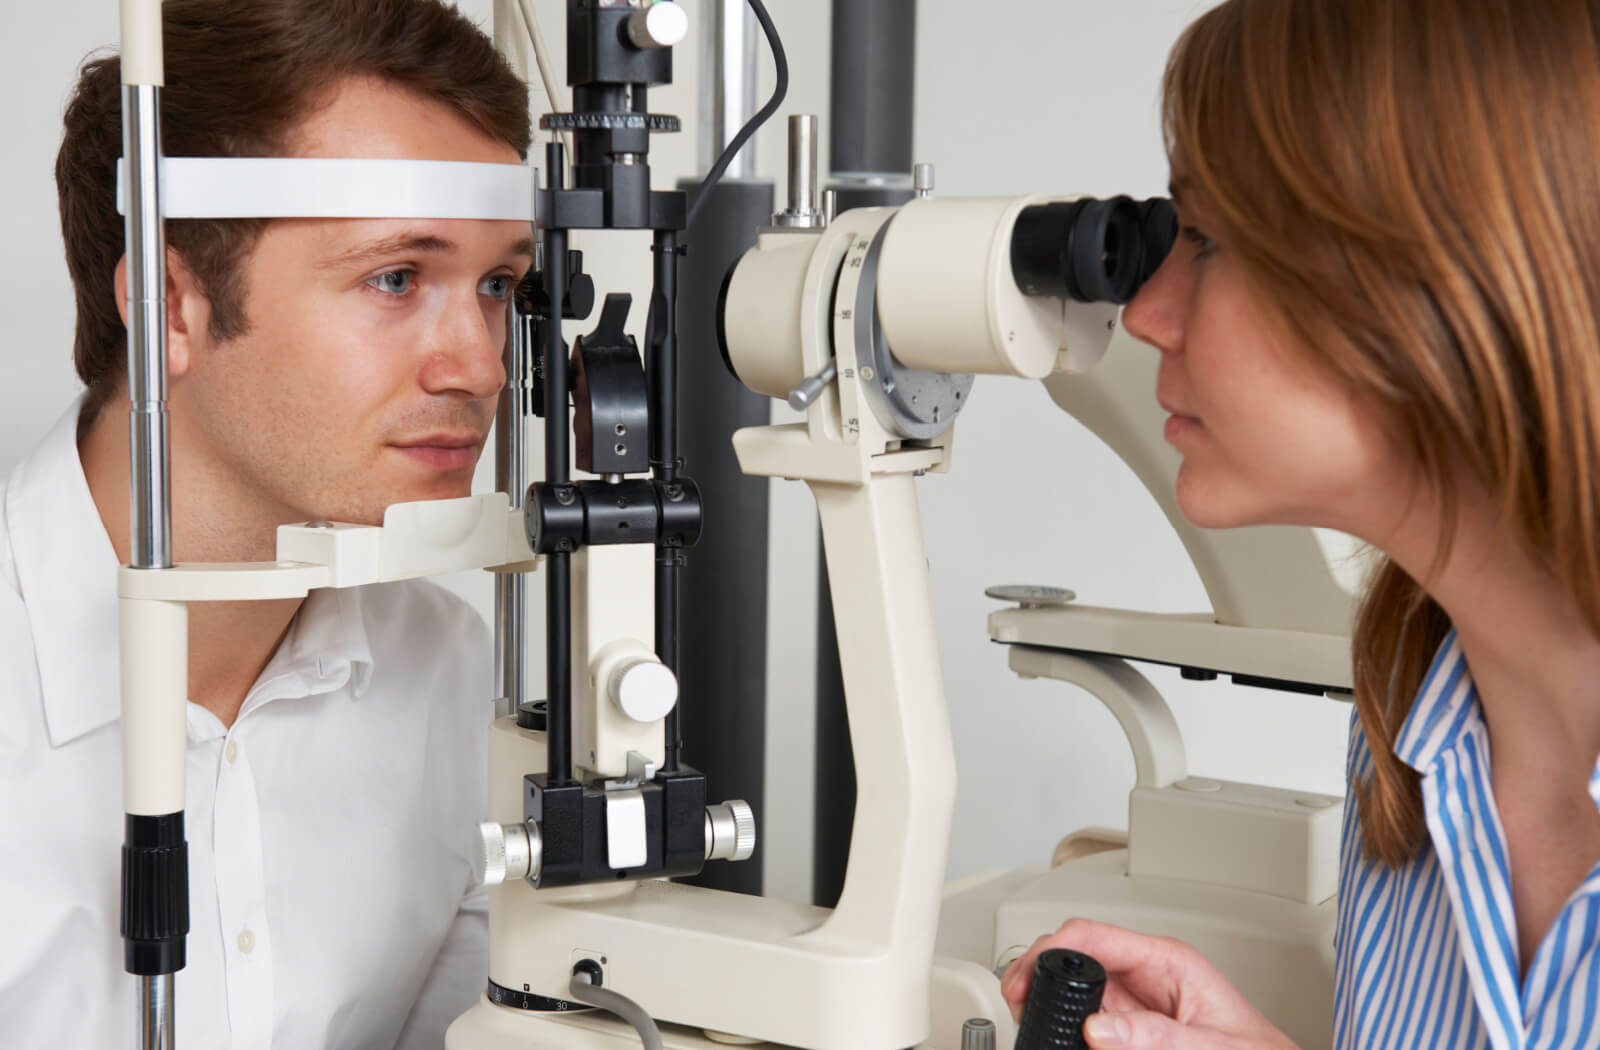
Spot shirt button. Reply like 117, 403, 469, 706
236, 929, 255, 954
225, 740, 238, 764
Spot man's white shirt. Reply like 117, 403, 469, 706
0, 403, 494, 1048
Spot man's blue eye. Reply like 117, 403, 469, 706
480, 275, 513, 299
368, 270, 413, 295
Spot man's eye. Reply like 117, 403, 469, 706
479, 275, 513, 300
367, 270, 414, 295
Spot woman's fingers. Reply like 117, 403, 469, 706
1002, 919, 1189, 1019
1086, 1010, 1229, 1050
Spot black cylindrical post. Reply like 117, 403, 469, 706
544, 143, 574, 786
676, 176, 774, 895
829, 0, 916, 176
650, 228, 683, 771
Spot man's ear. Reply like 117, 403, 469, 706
112, 249, 209, 378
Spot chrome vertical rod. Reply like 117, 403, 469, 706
137, 974, 175, 1050
787, 114, 818, 216
124, 83, 171, 571
493, 309, 535, 719
700, 0, 759, 178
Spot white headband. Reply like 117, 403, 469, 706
116, 157, 538, 221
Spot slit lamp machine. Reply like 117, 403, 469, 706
111, 1, 1356, 1048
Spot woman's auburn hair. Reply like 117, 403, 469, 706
1162, 0, 1600, 866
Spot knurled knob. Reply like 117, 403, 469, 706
1015, 949, 1107, 1050
704, 800, 757, 862
477, 821, 538, 886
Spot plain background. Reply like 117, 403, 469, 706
2, 0, 1352, 904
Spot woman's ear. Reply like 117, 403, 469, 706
112, 249, 208, 378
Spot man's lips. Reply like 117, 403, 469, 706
389, 433, 483, 471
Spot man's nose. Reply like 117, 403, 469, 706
419, 293, 508, 399
1123, 247, 1189, 356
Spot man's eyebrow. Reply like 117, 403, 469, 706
317, 233, 457, 271
507, 237, 536, 263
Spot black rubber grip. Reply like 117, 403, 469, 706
1015, 948, 1108, 1050
120, 812, 190, 976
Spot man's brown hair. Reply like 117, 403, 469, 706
56, 0, 532, 424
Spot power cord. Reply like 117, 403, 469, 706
568, 967, 665, 1050
685, 0, 788, 228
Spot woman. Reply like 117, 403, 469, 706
1002, 1, 1600, 1047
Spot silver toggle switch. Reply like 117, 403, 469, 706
787, 360, 839, 412
704, 800, 757, 862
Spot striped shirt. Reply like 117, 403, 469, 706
1333, 630, 1600, 1050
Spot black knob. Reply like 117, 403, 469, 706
1014, 948, 1107, 1050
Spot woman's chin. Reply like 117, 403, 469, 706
1174, 470, 1264, 530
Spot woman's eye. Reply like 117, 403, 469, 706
1181, 225, 1217, 259
367, 270, 414, 295
480, 275, 513, 300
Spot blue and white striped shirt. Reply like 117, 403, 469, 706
1333, 630, 1600, 1050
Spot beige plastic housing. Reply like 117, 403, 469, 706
572, 545, 664, 778
875, 196, 1117, 379
464, 463, 960, 1050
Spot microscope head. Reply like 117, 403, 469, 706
718, 189, 1176, 445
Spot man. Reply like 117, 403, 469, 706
1, 1, 534, 1045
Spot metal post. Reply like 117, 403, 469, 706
543, 143, 574, 786
122, 75, 186, 1050
699, 0, 759, 178
124, 84, 171, 572
137, 974, 175, 1050
650, 228, 682, 771
494, 310, 535, 719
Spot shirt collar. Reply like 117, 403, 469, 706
1394, 628, 1480, 774
241, 584, 375, 716
1396, 628, 1600, 815
12, 400, 375, 749
8, 402, 124, 748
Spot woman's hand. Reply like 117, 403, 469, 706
999, 919, 1301, 1050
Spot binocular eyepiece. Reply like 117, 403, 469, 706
1011, 196, 1177, 306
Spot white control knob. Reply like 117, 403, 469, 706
627, 2, 688, 50
610, 657, 679, 724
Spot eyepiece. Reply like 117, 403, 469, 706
1012, 196, 1177, 305
1014, 948, 1108, 1050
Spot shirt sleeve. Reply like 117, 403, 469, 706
391, 884, 489, 1049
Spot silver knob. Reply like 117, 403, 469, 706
961, 1018, 996, 1050
478, 821, 540, 886
786, 360, 838, 412
914, 162, 935, 199
704, 800, 757, 862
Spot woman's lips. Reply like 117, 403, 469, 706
1163, 414, 1202, 443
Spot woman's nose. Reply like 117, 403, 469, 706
1123, 248, 1189, 356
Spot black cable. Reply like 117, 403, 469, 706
684, 0, 788, 229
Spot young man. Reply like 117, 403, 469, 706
1, 1, 535, 1045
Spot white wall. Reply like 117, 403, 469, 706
1, 0, 1351, 905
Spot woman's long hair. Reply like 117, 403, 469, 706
1163, 0, 1600, 865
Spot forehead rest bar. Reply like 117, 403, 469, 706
116, 157, 537, 221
